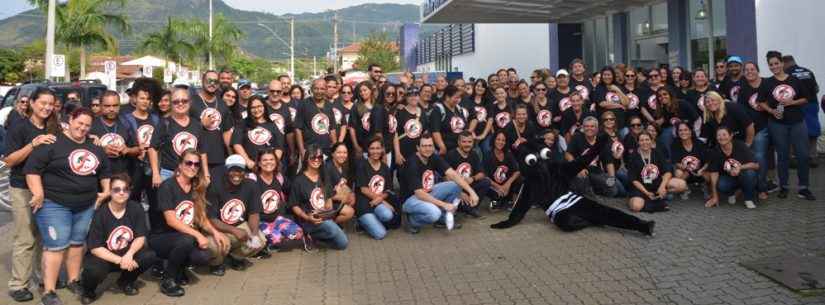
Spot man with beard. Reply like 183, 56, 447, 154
190, 71, 234, 173
295, 79, 338, 155
89, 91, 141, 176
445, 132, 487, 218
368, 64, 383, 83
219, 70, 234, 90
719, 56, 745, 102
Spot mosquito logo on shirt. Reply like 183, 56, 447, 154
697, 95, 707, 113
537, 109, 552, 127
772, 84, 795, 102
105, 225, 134, 252
581, 147, 599, 166
730, 86, 741, 102
422, 170, 435, 192
361, 112, 371, 131
606, 92, 620, 103
627, 93, 639, 109
449, 116, 465, 133
175, 200, 195, 226
369, 175, 385, 194
647, 95, 658, 110
333, 108, 343, 125
260, 189, 282, 214
495, 112, 511, 129
723, 158, 742, 173
100, 133, 125, 147
681, 155, 701, 172
269, 113, 286, 133
748, 93, 760, 110
474, 106, 487, 122
310, 113, 330, 135
309, 187, 325, 211
456, 162, 471, 178
289, 107, 297, 122
493, 165, 508, 184
575, 85, 590, 100
200, 108, 222, 131
612, 140, 624, 156
404, 119, 422, 139
248, 126, 273, 146
559, 97, 572, 112
68, 149, 100, 176
387, 114, 397, 134
670, 117, 682, 127
172, 131, 197, 155
641, 164, 660, 183
137, 125, 154, 146
220, 199, 245, 225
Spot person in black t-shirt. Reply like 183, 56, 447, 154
671, 122, 710, 200
593, 67, 630, 134
445, 132, 489, 218
758, 50, 815, 201
486, 131, 522, 210
205, 155, 266, 273
700, 91, 754, 148
739, 62, 776, 195
354, 137, 399, 240
148, 88, 210, 188
232, 96, 285, 170
627, 132, 687, 213
348, 81, 383, 156
79, 174, 159, 304
650, 87, 699, 160
394, 91, 427, 167
296, 79, 338, 154
190, 71, 234, 170
24, 108, 112, 305
400, 133, 479, 234
430, 85, 474, 155
503, 104, 538, 152
254, 148, 303, 252
324, 143, 357, 225
559, 92, 595, 144
334, 84, 355, 145
89, 91, 141, 175
564, 117, 623, 198
4, 95, 28, 130
705, 127, 760, 208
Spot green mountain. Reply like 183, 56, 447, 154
0, 0, 429, 60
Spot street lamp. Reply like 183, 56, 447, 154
257, 19, 295, 80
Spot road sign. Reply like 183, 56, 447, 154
163, 67, 173, 83
143, 65, 153, 77
50, 54, 65, 78
104, 60, 116, 75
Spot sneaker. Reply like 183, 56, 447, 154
766, 181, 781, 193
680, 190, 691, 200
727, 195, 737, 205
403, 213, 420, 234
9, 288, 34, 302
744, 200, 757, 209
40, 291, 62, 305
226, 257, 252, 271
433, 221, 462, 230
66, 280, 83, 296
778, 188, 789, 199
252, 247, 272, 259
159, 278, 184, 297
80, 289, 97, 305
798, 189, 816, 201
117, 281, 139, 296
488, 200, 498, 210
302, 235, 316, 252
460, 205, 481, 218
209, 264, 226, 276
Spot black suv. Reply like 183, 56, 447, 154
0, 80, 108, 109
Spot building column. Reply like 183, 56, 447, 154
725, 0, 757, 62
667, 0, 689, 68
400, 23, 421, 72
611, 12, 628, 65
549, 23, 559, 71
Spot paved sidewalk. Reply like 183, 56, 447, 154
1, 178, 824, 305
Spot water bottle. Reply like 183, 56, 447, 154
776, 104, 784, 119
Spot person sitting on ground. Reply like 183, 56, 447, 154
627, 132, 687, 212
486, 131, 522, 210
354, 137, 400, 240
445, 131, 489, 217
705, 127, 760, 208
323, 142, 357, 225
670, 122, 710, 200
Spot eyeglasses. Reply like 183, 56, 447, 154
535, 88, 547, 92
269, 90, 282, 94
111, 186, 130, 194
625, 74, 636, 77
630, 123, 643, 127
373, 70, 383, 74
309, 155, 323, 162
386, 92, 396, 96
172, 99, 189, 106
603, 117, 616, 121
183, 160, 201, 168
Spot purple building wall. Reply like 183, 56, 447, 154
400, 23, 421, 72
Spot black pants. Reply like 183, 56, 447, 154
81, 248, 158, 292
149, 232, 211, 279
553, 198, 647, 233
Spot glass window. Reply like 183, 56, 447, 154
651, 3, 668, 32
629, 7, 649, 38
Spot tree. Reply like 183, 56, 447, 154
139, 17, 194, 81
354, 32, 400, 73
0, 48, 25, 84
180, 14, 243, 69
55, 0, 129, 79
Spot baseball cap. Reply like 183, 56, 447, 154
225, 154, 246, 171
172, 78, 190, 89
238, 79, 252, 89
727, 56, 743, 65
556, 69, 570, 77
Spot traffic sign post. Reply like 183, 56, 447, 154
50, 54, 66, 78
104, 60, 117, 90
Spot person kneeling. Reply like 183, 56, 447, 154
355, 137, 399, 240
705, 127, 760, 208
205, 155, 267, 274
628, 132, 687, 212
79, 174, 159, 304
253, 149, 304, 254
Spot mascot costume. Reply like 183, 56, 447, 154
490, 133, 655, 236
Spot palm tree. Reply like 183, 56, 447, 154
180, 14, 243, 69
55, 0, 129, 79
139, 17, 194, 80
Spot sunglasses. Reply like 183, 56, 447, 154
374, 70, 384, 74
183, 160, 201, 168
309, 155, 323, 162
716, 65, 726, 69
172, 99, 189, 106
269, 90, 282, 94
535, 88, 547, 91
603, 117, 616, 121
206, 78, 219, 85
630, 123, 643, 127
386, 92, 396, 96
111, 186, 130, 194
626, 74, 636, 77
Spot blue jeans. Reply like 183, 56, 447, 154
717, 170, 758, 201
768, 120, 809, 188
308, 220, 348, 249
357, 204, 395, 240
804, 100, 821, 138
657, 126, 675, 160
751, 129, 771, 191
34, 200, 95, 251
402, 181, 461, 229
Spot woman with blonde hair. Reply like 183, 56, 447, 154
700, 91, 754, 148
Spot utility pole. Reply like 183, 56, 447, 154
208, 0, 214, 70
313, 56, 317, 77
45, 0, 56, 80
333, 13, 338, 73
290, 17, 295, 80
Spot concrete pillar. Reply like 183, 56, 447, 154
612, 12, 628, 65
667, 0, 689, 67
400, 23, 421, 72
549, 23, 559, 71
725, 0, 757, 62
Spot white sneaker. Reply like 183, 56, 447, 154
680, 190, 691, 200
727, 196, 737, 205
445, 212, 454, 230
744, 200, 756, 209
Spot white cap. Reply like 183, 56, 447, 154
172, 78, 190, 88
225, 154, 246, 170
555, 69, 569, 77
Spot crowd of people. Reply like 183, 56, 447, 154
2, 50, 821, 305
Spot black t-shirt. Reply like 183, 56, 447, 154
267, 102, 294, 135
322, 159, 351, 191
628, 148, 670, 192
395, 107, 426, 160
331, 100, 352, 128
621, 86, 651, 125
6, 119, 48, 188
348, 102, 383, 150
288, 173, 330, 229
707, 140, 755, 178
296, 99, 337, 150
429, 103, 469, 152
462, 97, 489, 136
622, 134, 640, 164
381, 106, 398, 154
131, 113, 158, 149
719, 77, 744, 102
503, 121, 538, 151
400, 154, 451, 200
152, 177, 197, 234
190, 94, 233, 166
488, 101, 513, 133
86, 201, 148, 256
593, 84, 627, 129
566, 132, 602, 169
354, 158, 392, 217
701, 102, 753, 147
150, 117, 206, 171
231, 122, 285, 162
254, 173, 288, 223
758, 75, 809, 124
671, 140, 707, 174
5, 110, 26, 129
737, 79, 770, 132
685, 87, 713, 115
24, 133, 111, 209
529, 98, 555, 133
445, 148, 483, 180
207, 172, 260, 226
89, 117, 137, 174
570, 77, 593, 104
658, 99, 700, 129
559, 108, 596, 136
485, 152, 519, 185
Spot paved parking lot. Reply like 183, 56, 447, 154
0, 170, 824, 305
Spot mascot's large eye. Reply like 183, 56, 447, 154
540, 148, 552, 160
525, 154, 537, 166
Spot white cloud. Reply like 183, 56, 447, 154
223, 0, 421, 15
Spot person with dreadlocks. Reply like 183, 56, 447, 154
489, 133, 655, 235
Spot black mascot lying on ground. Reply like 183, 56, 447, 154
490, 133, 656, 236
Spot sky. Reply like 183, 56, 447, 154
1, 0, 422, 19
